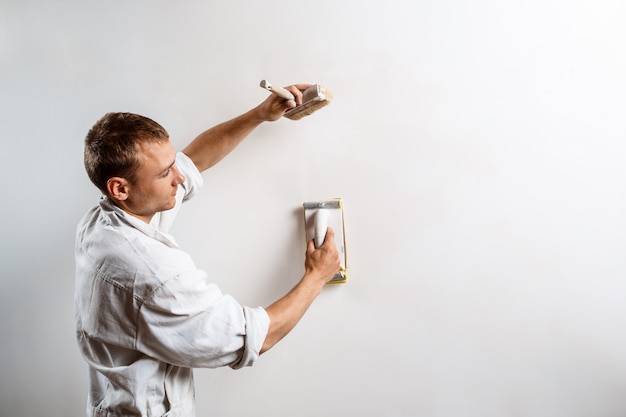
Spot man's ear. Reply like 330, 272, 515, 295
106, 177, 130, 202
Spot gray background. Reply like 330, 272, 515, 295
2, 1, 626, 416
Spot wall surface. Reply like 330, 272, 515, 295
2, 1, 626, 416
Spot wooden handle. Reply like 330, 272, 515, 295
259, 80, 295, 100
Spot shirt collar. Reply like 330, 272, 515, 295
99, 196, 180, 248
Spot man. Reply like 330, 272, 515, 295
75, 83, 341, 417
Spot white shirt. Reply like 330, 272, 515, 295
74, 152, 270, 417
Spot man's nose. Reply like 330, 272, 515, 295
172, 165, 185, 184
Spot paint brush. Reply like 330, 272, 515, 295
260, 80, 333, 120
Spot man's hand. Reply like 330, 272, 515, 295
304, 228, 341, 285
255, 83, 313, 122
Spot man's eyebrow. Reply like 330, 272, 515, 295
160, 160, 176, 174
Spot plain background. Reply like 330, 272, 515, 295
2, 1, 626, 416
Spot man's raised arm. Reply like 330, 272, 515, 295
182, 83, 311, 172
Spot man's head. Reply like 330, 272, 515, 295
85, 112, 170, 193
85, 112, 185, 222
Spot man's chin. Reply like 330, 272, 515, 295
162, 200, 177, 212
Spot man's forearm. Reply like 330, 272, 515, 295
260, 231, 341, 353
260, 273, 326, 354
182, 107, 265, 173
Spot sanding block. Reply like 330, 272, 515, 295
303, 198, 347, 284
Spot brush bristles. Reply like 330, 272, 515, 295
284, 86, 334, 120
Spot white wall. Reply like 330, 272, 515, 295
2, 1, 626, 416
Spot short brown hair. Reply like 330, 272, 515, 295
84, 112, 169, 193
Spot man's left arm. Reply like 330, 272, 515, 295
182, 83, 311, 173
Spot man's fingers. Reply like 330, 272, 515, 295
322, 228, 335, 247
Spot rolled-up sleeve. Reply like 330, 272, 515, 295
135, 269, 270, 369
154, 152, 204, 233
231, 305, 271, 369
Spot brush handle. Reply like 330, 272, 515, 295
314, 209, 329, 248
259, 80, 295, 101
